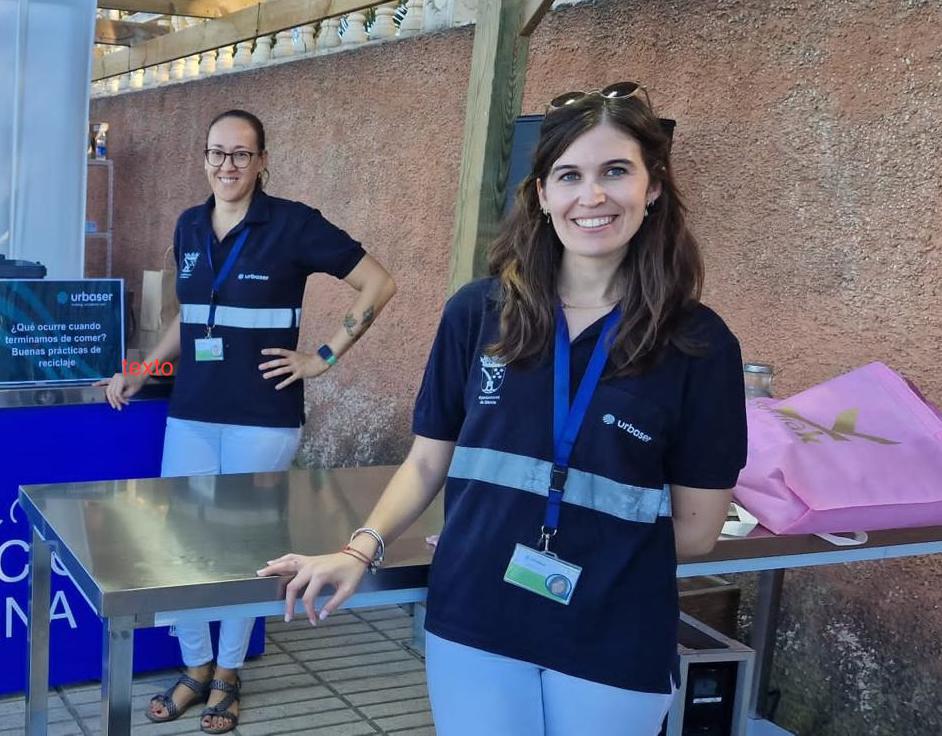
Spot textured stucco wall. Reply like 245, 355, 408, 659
524, 2, 942, 734
91, 29, 474, 468
90, 1, 941, 733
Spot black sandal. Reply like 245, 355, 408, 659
199, 676, 241, 734
145, 672, 211, 723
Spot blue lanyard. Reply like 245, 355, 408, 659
543, 304, 621, 545
204, 227, 251, 332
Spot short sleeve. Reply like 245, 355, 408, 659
295, 209, 366, 278
664, 337, 748, 489
411, 294, 476, 442
172, 219, 182, 270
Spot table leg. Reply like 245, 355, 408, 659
748, 569, 784, 718
101, 615, 134, 736
26, 528, 52, 736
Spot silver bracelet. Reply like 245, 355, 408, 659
350, 527, 385, 568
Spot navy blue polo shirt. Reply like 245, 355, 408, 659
170, 190, 365, 427
413, 278, 747, 693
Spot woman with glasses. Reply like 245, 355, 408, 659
260, 84, 746, 735
99, 109, 396, 734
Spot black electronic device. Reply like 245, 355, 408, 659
0, 254, 47, 278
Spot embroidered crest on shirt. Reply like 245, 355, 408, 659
180, 251, 200, 279
479, 355, 506, 405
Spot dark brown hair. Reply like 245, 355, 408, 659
206, 109, 269, 189
487, 92, 704, 376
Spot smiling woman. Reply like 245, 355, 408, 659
258, 85, 747, 736
95, 109, 396, 734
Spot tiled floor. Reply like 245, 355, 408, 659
0, 605, 433, 736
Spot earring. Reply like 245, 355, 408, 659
541, 209, 550, 223
644, 201, 652, 217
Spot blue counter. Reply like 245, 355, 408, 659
0, 382, 263, 694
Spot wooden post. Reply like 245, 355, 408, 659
446, 0, 552, 295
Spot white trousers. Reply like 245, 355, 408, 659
425, 632, 676, 736
160, 417, 302, 669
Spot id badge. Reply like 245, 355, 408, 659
503, 543, 582, 605
194, 337, 224, 362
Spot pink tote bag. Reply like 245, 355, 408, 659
733, 362, 942, 535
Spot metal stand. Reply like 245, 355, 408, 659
748, 569, 784, 718
101, 615, 135, 735
26, 529, 51, 736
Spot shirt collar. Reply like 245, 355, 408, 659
193, 188, 272, 231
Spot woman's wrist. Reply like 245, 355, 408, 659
347, 534, 378, 561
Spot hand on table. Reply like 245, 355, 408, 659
257, 552, 368, 625
94, 372, 146, 410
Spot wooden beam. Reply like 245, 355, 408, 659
95, 18, 171, 45
447, 0, 542, 294
96, 1, 255, 18
520, 0, 553, 37
93, 0, 379, 79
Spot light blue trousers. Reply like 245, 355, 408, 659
425, 632, 676, 736
160, 417, 302, 669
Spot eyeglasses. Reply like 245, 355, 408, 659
204, 148, 260, 169
547, 82, 652, 113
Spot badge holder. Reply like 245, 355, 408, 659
194, 326, 224, 362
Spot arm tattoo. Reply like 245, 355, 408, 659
343, 312, 357, 337
343, 306, 376, 340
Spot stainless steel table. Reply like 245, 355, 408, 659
20, 466, 439, 736
21, 468, 942, 735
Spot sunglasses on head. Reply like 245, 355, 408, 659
547, 81, 652, 113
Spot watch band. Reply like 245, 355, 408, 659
317, 344, 337, 366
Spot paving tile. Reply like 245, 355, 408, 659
370, 618, 416, 632
355, 607, 412, 622
0, 704, 72, 726
266, 612, 359, 631
0, 719, 83, 736
82, 713, 198, 735
360, 697, 430, 719
239, 662, 306, 681
379, 626, 416, 641
306, 650, 417, 673
344, 684, 429, 707
374, 710, 434, 731
331, 670, 427, 695
242, 652, 294, 670
270, 622, 373, 643
317, 659, 425, 683
235, 684, 333, 708
236, 706, 362, 736
236, 696, 348, 723
276, 631, 387, 653
296, 640, 402, 663
0, 692, 66, 717
249, 673, 324, 695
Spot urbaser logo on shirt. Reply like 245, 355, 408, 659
603, 413, 653, 443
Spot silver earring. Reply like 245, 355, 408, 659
644, 201, 651, 217
542, 209, 550, 223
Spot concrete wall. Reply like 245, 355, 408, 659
90, 1, 942, 733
